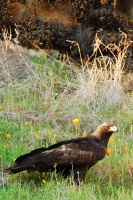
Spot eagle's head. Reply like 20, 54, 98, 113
91, 122, 118, 140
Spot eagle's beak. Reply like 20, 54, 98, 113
109, 125, 118, 132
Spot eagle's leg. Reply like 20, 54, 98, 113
61, 167, 71, 178
73, 166, 88, 184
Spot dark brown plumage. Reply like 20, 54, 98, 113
5, 122, 117, 183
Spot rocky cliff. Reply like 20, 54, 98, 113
0, 0, 133, 71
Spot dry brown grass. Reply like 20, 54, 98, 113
0, 30, 132, 132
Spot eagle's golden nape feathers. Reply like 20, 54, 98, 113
5, 122, 117, 184
91, 122, 117, 139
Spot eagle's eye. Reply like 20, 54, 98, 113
104, 125, 111, 130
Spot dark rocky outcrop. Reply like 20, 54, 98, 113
0, 0, 133, 72
119, 0, 133, 18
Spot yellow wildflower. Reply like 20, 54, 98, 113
82, 132, 87, 137
109, 137, 114, 143
72, 118, 79, 124
0, 105, 2, 110
106, 148, 111, 156
25, 121, 29, 125
42, 179, 46, 184
0, 156, 2, 159
49, 130, 53, 134
53, 139, 57, 144
119, 174, 122, 178
35, 134, 39, 140
6, 133, 11, 139
54, 163, 57, 168
128, 162, 132, 166
124, 146, 129, 152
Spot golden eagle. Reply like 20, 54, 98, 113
5, 122, 117, 183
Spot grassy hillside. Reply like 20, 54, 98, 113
0, 35, 133, 199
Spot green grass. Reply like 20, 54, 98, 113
0, 36, 133, 199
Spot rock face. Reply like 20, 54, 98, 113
119, 0, 133, 17
0, 0, 133, 71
